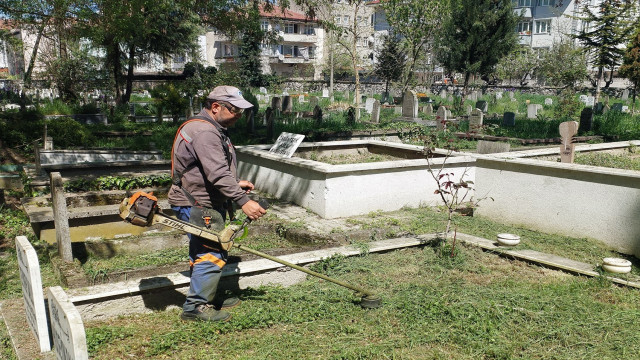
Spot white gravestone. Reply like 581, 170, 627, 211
269, 132, 305, 158
527, 103, 542, 119
48, 286, 88, 360
579, 95, 588, 104
585, 96, 595, 107
495, 92, 503, 100
259, 87, 267, 94
544, 98, 553, 106
371, 100, 381, 123
322, 88, 329, 98
16, 236, 51, 352
298, 94, 305, 103
622, 89, 629, 100
365, 97, 376, 114
424, 103, 433, 116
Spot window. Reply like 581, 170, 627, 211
535, 19, 550, 34
261, 20, 269, 31
284, 23, 299, 34
281, 45, 301, 57
334, 16, 342, 25
343, 15, 350, 25
538, 0, 555, 5
304, 25, 315, 35
223, 44, 235, 57
308, 46, 315, 58
517, 21, 532, 34
513, 0, 532, 6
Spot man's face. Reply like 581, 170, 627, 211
212, 102, 243, 127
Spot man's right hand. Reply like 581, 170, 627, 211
241, 200, 266, 221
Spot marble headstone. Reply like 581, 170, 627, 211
48, 286, 88, 359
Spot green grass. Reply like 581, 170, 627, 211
84, 244, 640, 359
574, 151, 640, 171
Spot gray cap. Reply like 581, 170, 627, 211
207, 86, 253, 109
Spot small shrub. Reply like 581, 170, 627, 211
46, 117, 95, 148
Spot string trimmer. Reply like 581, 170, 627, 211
119, 191, 382, 309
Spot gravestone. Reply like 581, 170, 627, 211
394, 106, 402, 114
322, 88, 329, 98
466, 104, 472, 116
508, 92, 514, 100
579, 107, 593, 133
44, 136, 54, 150
447, 95, 454, 103
371, 100, 380, 123
468, 91, 478, 102
622, 89, 629, 100
503, 112, 516, 127
309, 96, 319, 108
346, 106, 356, 125
344, 90, 350, 102
622, 105, 629, 112
282, 91, 289, 96
259, 87, 267, 94
579, 95, 588, 104
594, 102, 604, 113
51, 172, 72, 262
495, 92, 503, 100
603, 104, 610, 114
313, 105, 323, 125
282, 96, 292, 113
48, 286, 89, 360
298, 94, 305, 103
271, 97, 282, 111
475, 100, 488, 113
16, 236, 51, 352
611, 103, 623, 112
527, 103, 542, 119
585, 96, 595, 107
439, 89, 447, 98
424, 103, 433, 116
544, 98, 553, 106
365, 97, 376, 114
381, 92, 390, 104
477, 140, 510, 154
436, 106, 447, 130
559, 121, 579, 163
469, 108, 484, 132
269, 132, 305, 158
265, 107, 275, 140
401, 90, 419, 119
255, 94, 262, 102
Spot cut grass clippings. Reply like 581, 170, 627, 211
85, 244, 640, 359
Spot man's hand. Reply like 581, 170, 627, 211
241, 200, 266, 221
238, 180, 255, 193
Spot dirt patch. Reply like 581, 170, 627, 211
0, 140, 29, 165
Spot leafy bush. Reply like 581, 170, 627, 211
0, 110, 45, 150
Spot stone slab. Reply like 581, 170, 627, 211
15, 235, 51, 352
0, 299, 55, 360
48, 286, 88, 360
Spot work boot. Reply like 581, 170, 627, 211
214, 297, 241, 310
181, 304, 231, 322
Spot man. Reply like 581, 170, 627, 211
169, 86, 266, 322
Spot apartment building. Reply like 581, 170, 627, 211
204, 5, 324, 80
513, 0, 583, 49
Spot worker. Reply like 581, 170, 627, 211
169, 86, 266, 322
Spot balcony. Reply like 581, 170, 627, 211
514, 7, 532, 18
268, 55, 314, 64
518, 35, 532, 45
279, 33, 317, 43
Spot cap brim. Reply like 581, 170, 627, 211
228, 99, 254, 109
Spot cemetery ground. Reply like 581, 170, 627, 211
1, 88, 640, 358
2, 192, 640, 358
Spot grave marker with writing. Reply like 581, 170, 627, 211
424, 103, 433, 116
544, 98, 553, 106
365, 97, 376, 114
495, 92, 503, 100
469, 108, 484, 132
269, 132, 305, 158
559, 121, 579, 163
16, 235, 51, 352
322, 88, 329, 98
402, 90, 419, 119
622, 89, 629, 100
282, 96, 292, 113
579, 107, 593, 133
436, 106, 447, 130
48, 286, 88, 360
271, 97, 282, 111
527, 103, 542, 119
475, 100, 488, 113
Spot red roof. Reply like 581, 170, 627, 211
0, 19, 17, 31
259, 5, 316, 22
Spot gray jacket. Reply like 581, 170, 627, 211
168, 110, 249, 209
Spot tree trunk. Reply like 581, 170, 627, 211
460, 71, 471, 109
352, 15, 360, 121
594, 66, 604, 106
123, 44, 135, 104
24, 20, 48, 89
110, 42, 123, 104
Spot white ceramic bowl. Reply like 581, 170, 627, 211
496, 233, 520, 246
602, 258, 632, 274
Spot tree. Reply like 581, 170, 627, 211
495, 46, 538, 86
537, 40, 588, 90
76, 0, 202, 104
237, 1, 266, 88
380, 0, 445, 90
434, 0, 519, 107
573, 0, 636, 105
619, 26, 640, 112
374, 34, 405, 97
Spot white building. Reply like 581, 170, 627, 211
204, 5, 325, 80
512, 0, 583, 49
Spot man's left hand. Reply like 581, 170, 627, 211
238, 180, 255, 193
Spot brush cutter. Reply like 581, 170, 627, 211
119, 191, 382, 309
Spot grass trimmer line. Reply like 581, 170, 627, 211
119, 191, 382, 309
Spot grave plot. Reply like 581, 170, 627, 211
237, 140, 476, 218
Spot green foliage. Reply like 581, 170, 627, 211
574, 151, 640, 171
554, 89, 583, 121
593, 111, 640, 140
64, 174, 172, 192
374, 34, 406, 93
46, 117, 96, 148
537, 40, 589, 89
435, 0, 519, 90
150, 83, 189, 123
619, 26, 640, 91
0, 109, 44, 150
495, 46, 538, 86
86, 327, 134, 355
238, 1, 267, 88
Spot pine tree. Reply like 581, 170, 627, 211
238, 0, 266, 88
619, 26, 640, 112
434, 0, 519, 107
374, 34, 406, 99
573, 0, 636, 105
